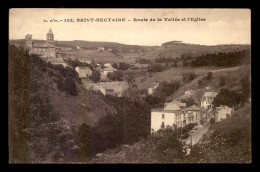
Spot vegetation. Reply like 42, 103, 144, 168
190, 50, 250, 67
77, 96, 151, 158
148, 64, 165, 72
155, 57, 177, 63
91, 126, 186, 163
137, 58, 151, 64
9, 45, 77, 163
182, 72, 197, 83
107, 70, 124, 81
198, 72, 213, 87
187, 104, 251, 163
89, 69, 101, 83
181, 97, 197, 107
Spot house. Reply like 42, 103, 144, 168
215, 105, 233, 122
101, 66, 117, 76
148, 82, 160, 95
186, 105, 202, 125
75, 66, 92, 78
151, 99, 188, 133
79, 59, 91, 64
104, 63, 112, 68
97, 47, 105, 51
201, 91, 218, 110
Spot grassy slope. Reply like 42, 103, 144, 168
134, 65, 250, 93
187, 103, 251, 163
42, 65, 117, 127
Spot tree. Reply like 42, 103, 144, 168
118, 63, 130, 70
126, 73, 135, 83
89, 69, 100, 83
107, 70, 124, 81
210, 118, 215, 125
206, 72, 213, 80
182, 97, 197, 107
219, 76, 226, 87
213, 89, 241, 107
112, 63, 118, 69
63, 77, 78, 96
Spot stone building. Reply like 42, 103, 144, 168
25, 28, 67, 66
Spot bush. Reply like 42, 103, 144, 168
63, 77, 78, 96
219, 76, 226, 87
89, 69, 100, 83
210, 118, 215, 125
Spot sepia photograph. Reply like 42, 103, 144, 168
8, 8, 251, 163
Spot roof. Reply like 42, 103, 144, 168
102, 66, 117, 72
47, 28, 53, 35
33, 42, 48, 48
151, 108, 181, 113
186, 105, 201, 111
166, 99, 186, 107
164, 103, 181, 111
202, 91, 218, 98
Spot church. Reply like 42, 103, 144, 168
25, 28, 67, 67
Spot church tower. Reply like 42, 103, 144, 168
46, 28, 54, 42
46, 28, 56, 58
25, 34, 32, 50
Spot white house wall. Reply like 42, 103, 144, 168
151, 111, 176, 132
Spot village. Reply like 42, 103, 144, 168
23, 28, 238, 148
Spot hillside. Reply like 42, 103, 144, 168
166, 65, 250, 101
187, 103, 251, 163
9, 39, 250, 63
89, 103, 251, 163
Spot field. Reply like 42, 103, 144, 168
134, 66, 230, 90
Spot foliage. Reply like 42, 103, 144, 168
118, 63, 131, 70
210, 118, 215, 125
213, 89, 241, 107
89, 69, 101, 83
148, 64, 165, 72
182, 72, 197, 83
182, 97, 197, 107
125, 73, 135, 83
107, 70, 124, 81
187, 105, 251, 163
189, 50, 250, 67
77, 97, 151, 158
153, 81, 181, 101
219, 76, 226, 87
155, 57, 176, 63
138, 58, 151, 64
9, 45, 76, 163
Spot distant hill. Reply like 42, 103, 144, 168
9, 39, 250, 63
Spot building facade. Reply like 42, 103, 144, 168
201, 91, 218, 110
215, 105, 233, 122
25, 28, 56, 59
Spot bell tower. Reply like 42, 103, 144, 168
25, 34, 32, 49
46, 28, 54, 42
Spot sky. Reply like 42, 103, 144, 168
9, 9, 251, 46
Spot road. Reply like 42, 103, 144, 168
182, 121, 211, 146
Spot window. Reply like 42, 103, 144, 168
162, 114, 165, 119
